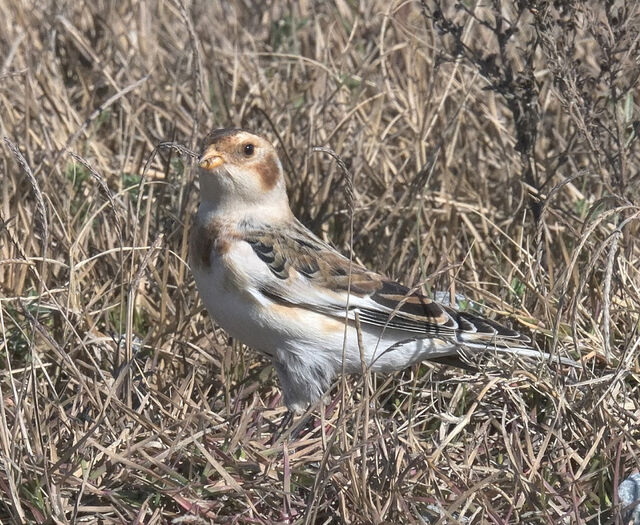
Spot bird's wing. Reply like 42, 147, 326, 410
243, 221, 529, 346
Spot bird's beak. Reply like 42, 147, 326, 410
199, 147, 224, 170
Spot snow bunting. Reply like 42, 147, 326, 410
190, 128, 573, 413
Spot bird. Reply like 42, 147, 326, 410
190, 128, 575, 414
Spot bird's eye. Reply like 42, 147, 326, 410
243, 143, 255, 156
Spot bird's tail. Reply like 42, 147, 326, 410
458, 339, 580, 368
451, 310, 580, 367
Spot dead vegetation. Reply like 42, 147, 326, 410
0, 0, 639, 523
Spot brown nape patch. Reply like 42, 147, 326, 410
255, 153, 280, 191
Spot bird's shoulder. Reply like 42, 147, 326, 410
238, 219, 380, 292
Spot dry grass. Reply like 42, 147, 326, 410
1, 1, 639, 523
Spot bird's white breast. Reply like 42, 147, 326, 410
191, 238, 273, 352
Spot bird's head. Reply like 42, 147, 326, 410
197, 128, 290, 219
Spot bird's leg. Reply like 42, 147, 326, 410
269, 409, 315, 445
288, 411, 312, 440
269, 409, 294, 445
